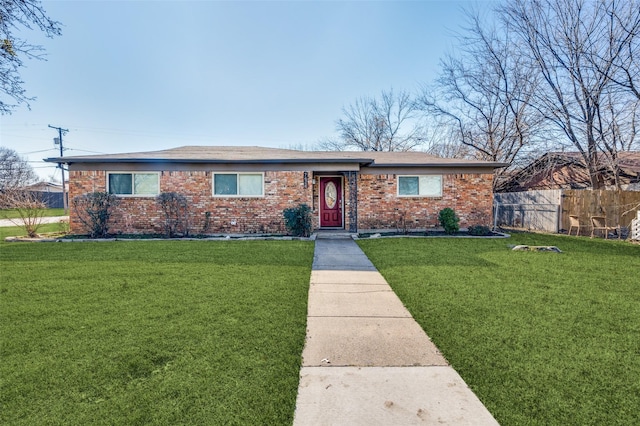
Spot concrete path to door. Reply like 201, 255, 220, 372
293, 235, 499, 426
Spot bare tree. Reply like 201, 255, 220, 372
323, 88, 423, 152
599, 0, 640, 101
0, 147, 47, 236
418, 12, 540, 186
420, 118, 475, 159
499, 0, 640, 189
1, 0, 62, 114
1, 189, 47, 237
0, 146, 38, 206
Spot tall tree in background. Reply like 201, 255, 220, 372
418, 12, 540, 186
0, 0, 61, 114
602, 0, 640, 101
322, 89, 423, 152
0, 146, 37, 191
0, 146, 39, 209
499, 0, 640, 189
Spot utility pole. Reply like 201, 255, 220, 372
48, 125, 69, 213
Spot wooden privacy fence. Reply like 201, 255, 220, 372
560, 190, 640, 236
494, 189, 640, 236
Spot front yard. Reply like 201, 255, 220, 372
2, 230, 638, 425
358, 234, 640, 425
0, 239, 314, 425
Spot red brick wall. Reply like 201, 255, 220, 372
68, 169, 494, 235
355, 173, 494, 230
68, 170, 313, 235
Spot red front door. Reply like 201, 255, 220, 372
320, 177, 343, 228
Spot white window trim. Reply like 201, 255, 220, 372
106, 171, 160, 197
396, 174, 443, 198
212, 172, 265, 197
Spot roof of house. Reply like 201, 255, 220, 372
25, 182, 64, 192
496, 151, 640, 192
552, 151, 640, 174
45, 145, 508, 168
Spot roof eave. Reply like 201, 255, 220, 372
45, 157, 373, 165
368, 162, 510, 168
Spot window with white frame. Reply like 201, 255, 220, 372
397, 175, 442, 197
108, 172, 159, 196
213, 173, 263, 196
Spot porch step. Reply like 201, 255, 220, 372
314, 231, 355, 240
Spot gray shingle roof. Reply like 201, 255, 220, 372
45, 145, 508, 168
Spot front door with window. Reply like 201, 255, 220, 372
319, 176, 343, 228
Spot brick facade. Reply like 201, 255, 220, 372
68, 169, 494, 235
68, 170, 313, 235
355, 173, 494, 231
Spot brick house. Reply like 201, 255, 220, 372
46, 146, 506, 235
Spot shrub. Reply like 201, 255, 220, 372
438, 208, 460, 234
72, 192, 120, 238
156, 192, 190, 237
1, 190, 47, 237
283, 204, 312, 237
468, 224, 492, 236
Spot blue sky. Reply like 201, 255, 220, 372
0, 0, 490, 181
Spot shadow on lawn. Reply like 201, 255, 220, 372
0, 240, 316, 268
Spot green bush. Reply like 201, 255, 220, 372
468, 224, 491, 236
283, 204, 312, 237
438, 208, 460, 234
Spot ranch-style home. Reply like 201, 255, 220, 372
46, 146, 507, 235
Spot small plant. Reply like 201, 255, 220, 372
72, 192, 120, 238
468, 224, 491, 236
55, 219, 70, 235
156, 192, 190, 237
438, 207, 459, 234
203, 211, 211, 233
396, 209, 409, 234
283, 204, 312, 237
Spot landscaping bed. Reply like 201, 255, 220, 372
357, 229, 508, 238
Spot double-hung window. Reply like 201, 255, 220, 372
397, 175, 442, 197
108, 172, 159, 196
213, 173, 263, 197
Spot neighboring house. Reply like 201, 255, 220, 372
26, 182, 66, 209
45, 146, 506, 235
496, 151, 640, 192
26, 182, 63, 193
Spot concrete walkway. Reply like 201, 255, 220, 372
293, 235, 499, 425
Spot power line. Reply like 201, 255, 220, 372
19, 149, 56, 155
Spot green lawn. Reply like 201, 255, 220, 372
0, 208, 67, 219
0, 223, 64, 240
358, 234, 640, 425
0, 240, 314, 425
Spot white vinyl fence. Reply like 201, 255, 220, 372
494, 190, 562, 233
